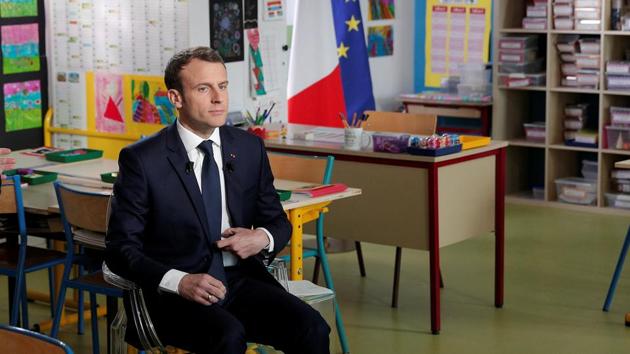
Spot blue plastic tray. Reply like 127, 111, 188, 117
407, 144, 463, 156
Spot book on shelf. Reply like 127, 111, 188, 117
292, 183, 348, 197
574, 130, 597, 145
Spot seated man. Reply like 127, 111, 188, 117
105, 47, 330, 354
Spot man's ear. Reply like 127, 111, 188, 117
167, 89, 183, 109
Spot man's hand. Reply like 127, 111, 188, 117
0, 148, 15, 176
178, 273, 226, 306
217, 227, 269, 259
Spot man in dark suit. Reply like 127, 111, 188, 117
106, 47, 330, 354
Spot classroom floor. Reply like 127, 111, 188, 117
2, 203, 630, 354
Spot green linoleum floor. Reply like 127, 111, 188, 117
3, 204, 630, 353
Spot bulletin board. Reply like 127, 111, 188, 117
423, 0, 492, 88
0, 0, 48, 150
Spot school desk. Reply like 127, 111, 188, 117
265, 132, 508, 334
399, 93, 492, 136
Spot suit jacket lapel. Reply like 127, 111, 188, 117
220, 127, 241, 226
165, 123, 210, 239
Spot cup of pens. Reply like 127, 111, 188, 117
341, 112, 369, 151
246, 103, 276, 139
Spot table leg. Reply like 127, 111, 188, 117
289, 209, 304, 280
495, 148, 506, 308
107, 296, 118, 353
428, 165, 440, 334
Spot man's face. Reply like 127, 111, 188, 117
169, 59, 229, 137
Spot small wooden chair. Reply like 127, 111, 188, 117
50, 182, 122, 354
362, 110, 441, 308
0, 324, 73, 354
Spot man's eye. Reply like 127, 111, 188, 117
219, 84, 228, 90
198, 86, 209, 93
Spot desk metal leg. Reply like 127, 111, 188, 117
428, 165, 441, 334
495, 148, 506, 308
289, 210, 304, 280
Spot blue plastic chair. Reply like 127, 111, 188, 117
50, 182, 122, 354
268, 152, 350, 354
0, 175, 67, 328
0, 323, 74, 354
603, 225, 630, 311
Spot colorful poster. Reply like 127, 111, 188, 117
247, 28, 266, 96
369, 0, 395, 20
1, 23, 39, 74
210, 0, 244, 63
263, 0, 284, 21
424, 0, 492, 87
130, 76, 176, 125
4, 80, 41, 132
95, 72, 125, 133
368, 25, 393, 57
0, 0, 37, 17
244, 0, 258, 29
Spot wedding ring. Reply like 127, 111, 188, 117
208, 294, 214, 302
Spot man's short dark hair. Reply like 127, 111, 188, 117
164, 46, 225, 93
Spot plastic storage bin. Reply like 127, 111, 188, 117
498, 59, 544, 74
581, 160, 597, 180
532, 186, 545, 200
523, 122, 546, 142
606, 125, 630, 150
605, 193, 630, 209
555, 177, 597, 205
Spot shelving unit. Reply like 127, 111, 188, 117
493, 0, 630, 213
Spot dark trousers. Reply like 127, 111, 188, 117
145, 265, 331, 354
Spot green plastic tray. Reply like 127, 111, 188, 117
4, 169, 58, 185
100, 172, 118, 184
45, 148, 103, 163
277, 189, 292, 201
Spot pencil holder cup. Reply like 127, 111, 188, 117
247, 125, 266, 139
343, 127, 372, 150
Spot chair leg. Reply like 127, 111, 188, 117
392, 247, 402, 308
20, 279, 29, 329
48, 268, 55, 319
603, 225, 630, 311
312, 257, 321, 284
316, 216, 350, 354
355, 241, 366, 277
90, 292, 100, 354
51, 258, 74, 338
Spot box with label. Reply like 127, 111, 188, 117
555, 177, 597, 205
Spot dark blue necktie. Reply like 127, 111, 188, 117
197, 140, 226, 288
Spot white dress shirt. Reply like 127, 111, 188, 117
159, 121, 274, 294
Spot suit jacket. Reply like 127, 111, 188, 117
105, 123, 291, 292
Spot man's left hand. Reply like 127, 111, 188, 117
217, 227, 269, 259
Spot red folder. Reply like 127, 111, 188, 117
292, 183, 348, 197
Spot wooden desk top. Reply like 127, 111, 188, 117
266, 134, 508, 164
398, 93, 493, 107
615, 159, 630, 169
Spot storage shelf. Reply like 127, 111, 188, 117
498, 85, 547, 92
508, 139, 546, 148
499, 28, 547, 34
601, 149, 630, 156
551, 30, 602, 35
550, 87, 600, 94
602, 90, 630, 96
604, 31, 630, 36
494, 0, 625, 214
548, 144, 599, 153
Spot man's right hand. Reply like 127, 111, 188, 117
178, 273, 226, 306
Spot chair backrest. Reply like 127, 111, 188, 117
0, 324, 73, 354
362, 110, 437, 135
268, 153, 334, 185
0, 176, 26, 237
54, 182, 111, 233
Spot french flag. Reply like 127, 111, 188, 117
288, 0, 375, 127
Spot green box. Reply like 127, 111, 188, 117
100, 172, 118, 184
4, 169, 58, 185
277, 189, 292, 202
45, 148, 103, 163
